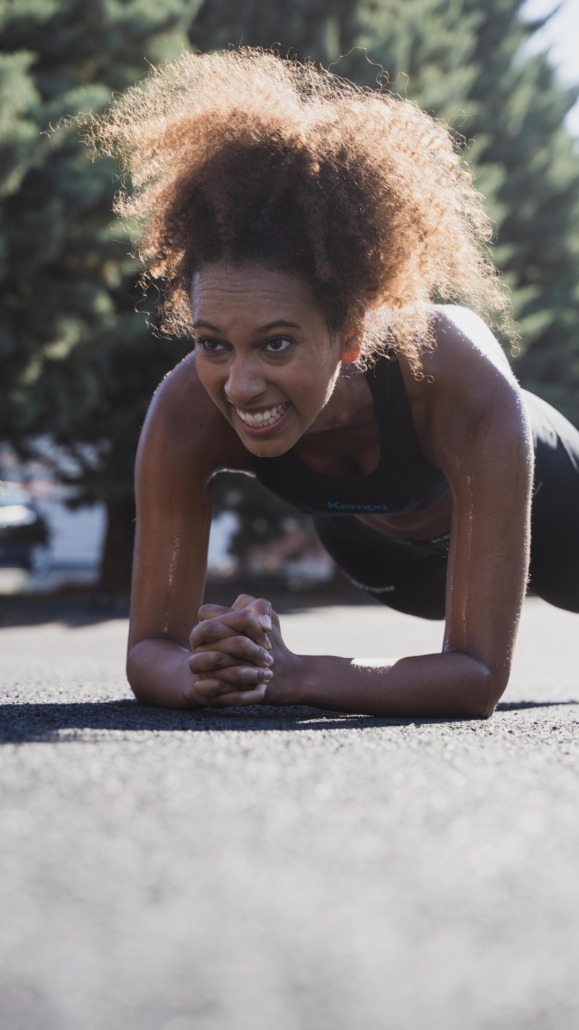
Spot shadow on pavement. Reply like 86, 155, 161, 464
496, 700, 578, 711
1, 698, 577, 743
0, 578, 371, 629
0, 595, 129, 628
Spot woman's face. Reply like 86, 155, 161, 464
191, 262, 356, 457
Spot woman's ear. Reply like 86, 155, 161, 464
340, 330, 362, 365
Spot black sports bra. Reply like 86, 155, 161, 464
251, 355, 449, 516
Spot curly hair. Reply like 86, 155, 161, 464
90, 47, 513, 370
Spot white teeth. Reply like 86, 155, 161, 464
236, 404, 288, 428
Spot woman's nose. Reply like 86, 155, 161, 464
224, 358, 266, 406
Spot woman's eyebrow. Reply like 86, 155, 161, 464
256, 320, 301, 332
193, 319, 301, 332
192, 320, 222, 331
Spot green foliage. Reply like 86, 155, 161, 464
189, 0, 355, 62
0, 0, 197, 501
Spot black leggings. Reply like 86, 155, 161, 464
313, 392, 579, 619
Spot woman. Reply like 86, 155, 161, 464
93, 48, 579, 718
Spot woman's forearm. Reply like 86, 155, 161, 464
291, 650, 497, 719
127, 633, 498, 719
126, 637, 200, 708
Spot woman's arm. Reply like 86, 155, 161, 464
190, 603, 494, 717
126, 355, 272, 708
190, 311, 534, 718
301, 312, 533, 717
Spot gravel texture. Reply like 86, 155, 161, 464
1, 597, 578, 1030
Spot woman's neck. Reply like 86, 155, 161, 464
292, 367, 381, 477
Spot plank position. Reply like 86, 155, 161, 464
93, 48, 579, 718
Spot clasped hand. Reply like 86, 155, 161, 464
187, 594, 295, 707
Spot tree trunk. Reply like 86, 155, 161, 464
97, 496, 136, 595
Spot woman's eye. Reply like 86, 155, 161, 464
265, 337, 292, 354
197, 338, 225, 353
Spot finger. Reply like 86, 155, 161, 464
195, 635, 273, 665
190, 615, 264, 649
246, 597, 272, 632
198, 597, 261, 620
195, 665, 273, 688
189, 620, 238, 650
197, 599, 273, 639
232, 594, 258, 610
195, 681, 268, 708
198, 603, 232, 621
194, 677, 241, 699
189, 647, 273, 674
189, 610, 269, 649
189, 651, 240, 674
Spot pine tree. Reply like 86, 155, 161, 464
0, 0, 197, 590
189, 0, 356, 63
461, 0, 579, 422
320, 0, 579, 425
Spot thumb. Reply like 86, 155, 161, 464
197, 603, 231, 621
248, 596, 272, 632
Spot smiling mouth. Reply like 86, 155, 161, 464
235, 403, 290, 429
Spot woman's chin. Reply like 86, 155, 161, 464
233, 405, 296, 454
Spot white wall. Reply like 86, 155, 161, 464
36, 499, 106, 568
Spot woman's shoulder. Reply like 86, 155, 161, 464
398, 305, 519, 403
426, 305, 515, 379
143, 351, 253, 473
395, 306, 526, 462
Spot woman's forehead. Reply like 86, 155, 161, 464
191, 261, 320, 319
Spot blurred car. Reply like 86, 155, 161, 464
0, 483, 52, 574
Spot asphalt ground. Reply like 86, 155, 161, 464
1, 596, 578, 1030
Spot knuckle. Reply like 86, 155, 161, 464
226, 634, 246, 650
194, 652, 228, 671
230, 610, 250, 628
193, 683, 216, 700
204, 620, 232, 642
229, 635, 258, 658
231, 666, 262, 686
198, 650, 218, 667
204, 619, 222, 637
226, 667, 249, 685
244, 614, 263, 638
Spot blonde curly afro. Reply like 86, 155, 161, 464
91, 47, 512, 370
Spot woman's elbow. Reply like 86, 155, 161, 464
471, 662, 508, 720
126, 648, 147, 703
448, 655, 508, 720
